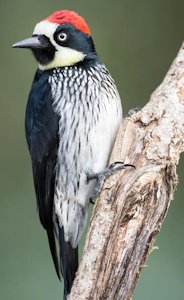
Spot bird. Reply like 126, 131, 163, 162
13, 9, 130, 299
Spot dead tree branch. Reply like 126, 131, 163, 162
68, 43, 184, 300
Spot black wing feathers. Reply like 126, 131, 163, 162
25, 70, 60, 278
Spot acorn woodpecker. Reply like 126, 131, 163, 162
13, 10, 130, 298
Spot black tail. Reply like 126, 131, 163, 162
59, 227, 78, 299
46, 226, 61, 280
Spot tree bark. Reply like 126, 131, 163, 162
68, 43, 184, 300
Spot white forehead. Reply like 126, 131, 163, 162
33, 20, 58, 38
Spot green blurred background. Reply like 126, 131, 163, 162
0, 0, 184, 299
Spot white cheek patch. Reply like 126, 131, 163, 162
33, 20, 86, 69
39, 47, 85, 70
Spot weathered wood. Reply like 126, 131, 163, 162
68, 43, 184, 300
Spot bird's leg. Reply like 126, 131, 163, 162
88, 162, 135, 204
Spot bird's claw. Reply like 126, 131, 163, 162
89, 198, 95, 205
88, 161, 135, 204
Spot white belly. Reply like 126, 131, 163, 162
50, 65, 122, 247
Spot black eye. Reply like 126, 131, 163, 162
57, 32, 67, 42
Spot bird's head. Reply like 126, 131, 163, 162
13, 10, 97, 70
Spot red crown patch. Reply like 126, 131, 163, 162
45, 10, 91, 35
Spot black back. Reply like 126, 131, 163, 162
25, 69, 60, 278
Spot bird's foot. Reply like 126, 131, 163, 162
88, 162, 135, 204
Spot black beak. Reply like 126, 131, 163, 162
12, 35, 49, 49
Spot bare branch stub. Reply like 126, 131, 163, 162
68, 43, 184, 300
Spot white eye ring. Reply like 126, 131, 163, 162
58, 32, 67, 42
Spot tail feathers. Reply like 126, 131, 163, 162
59, 227, 78, 299
46, 227, 61, 280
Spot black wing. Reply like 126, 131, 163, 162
25, 70, 60, 278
